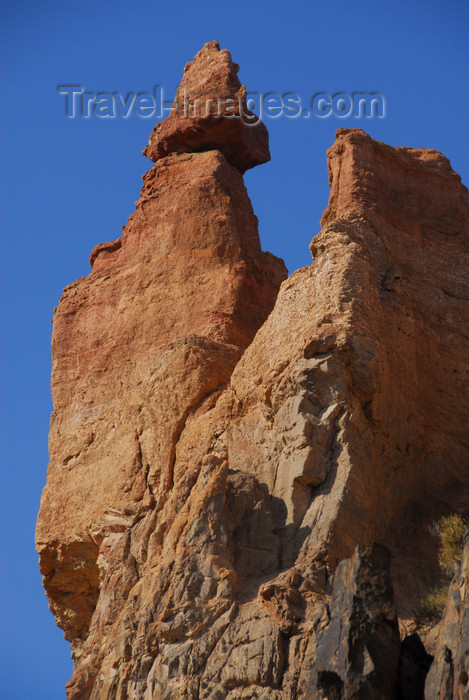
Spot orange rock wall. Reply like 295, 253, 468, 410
37, 43, 469, 700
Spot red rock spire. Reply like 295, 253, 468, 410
143, 40, 270, 173
36, 44, 286, 695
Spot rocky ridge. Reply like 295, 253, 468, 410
37, 42, 469, 699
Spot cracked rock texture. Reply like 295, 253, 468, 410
307, 543, 400, 698
425, 532, 469, 698
37, 42, 469, 699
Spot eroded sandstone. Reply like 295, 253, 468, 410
36, 46, 286, 684
143, 40, 269, 173
37, 42, 469, 700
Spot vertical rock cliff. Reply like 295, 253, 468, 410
37, 42, 469, 699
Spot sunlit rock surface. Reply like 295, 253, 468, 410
37, 43, 469, 699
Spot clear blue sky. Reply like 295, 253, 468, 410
1, 1, 468, 697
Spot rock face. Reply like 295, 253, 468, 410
425, 532, 469, 698
37, 42, 469, 699
36, 42, 286, 695
307, 543, 400, 699
143, 40, 269, 173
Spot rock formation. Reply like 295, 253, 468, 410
425, 531, 469, 698
37, 42, 469, 699
307, 543, 400, 698
143, 40, 269, 173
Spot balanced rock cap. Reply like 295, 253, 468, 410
143, 40, 270, 173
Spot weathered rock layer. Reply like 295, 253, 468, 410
426, 532, 469, 698
143, 40, 269, 173
37, 43, 469, 699
307, 543, 400, 698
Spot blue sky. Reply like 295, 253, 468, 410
1, 1, 468, 697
